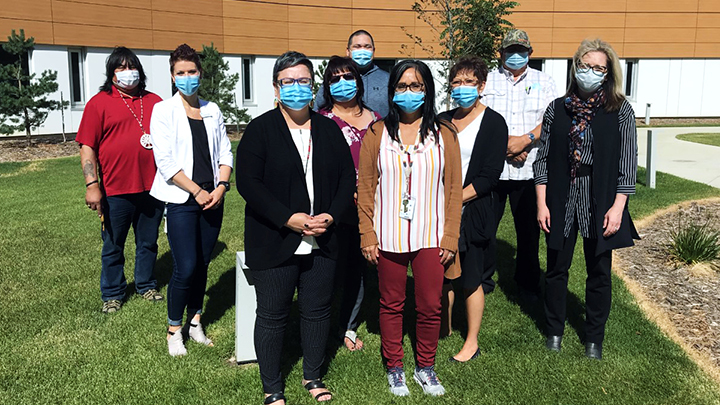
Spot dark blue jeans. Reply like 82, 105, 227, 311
101, 192, 164, 301
166, 197, 223, 326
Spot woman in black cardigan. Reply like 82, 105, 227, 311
236, 51, 355, 405
534, 39, 638, 360
440, 57, 508, 362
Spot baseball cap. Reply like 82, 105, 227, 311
501, 29, 532, 50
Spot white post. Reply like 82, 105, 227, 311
645, 103, 652, 126
646, 129, 656, 189
235, 252, 257, 364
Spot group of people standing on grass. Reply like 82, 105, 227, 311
78, 27, 638, 404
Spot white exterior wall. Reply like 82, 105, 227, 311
10, 46, 720, 136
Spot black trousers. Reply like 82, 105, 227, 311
544, 220, 613, 344
336, 223, 366, 333
487, 179, 542, 293
252, 251, 336, 393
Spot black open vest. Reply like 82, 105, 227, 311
545, 98, 639, 255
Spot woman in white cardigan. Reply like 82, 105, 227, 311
150, 44, 233, 356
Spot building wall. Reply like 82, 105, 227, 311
1, 0, 719, 59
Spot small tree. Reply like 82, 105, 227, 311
402, 0, 517, 105
199, 43, 250, 131
0, 29, 67, 146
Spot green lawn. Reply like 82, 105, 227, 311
1, 156, 720, 405
676, 133, 720, 148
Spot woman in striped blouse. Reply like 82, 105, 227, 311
357, 60, 462, 396
534, 38, 639, 360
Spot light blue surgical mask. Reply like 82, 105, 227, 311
279, 83, 313, 111
575, 69, 606, 93
393, 91, 425, 114
351, 49, 373, 67
174, 74, 200, 96
504, 52, 529, 71
451, 86, 480, 108
329, 79, 358, 102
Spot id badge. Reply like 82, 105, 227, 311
399, 196, 416, 220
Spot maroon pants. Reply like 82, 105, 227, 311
378, 248, 445, 368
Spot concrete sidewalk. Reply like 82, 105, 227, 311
637, 126, 720, 188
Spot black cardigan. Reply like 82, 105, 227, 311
441, 107, 508, 245
542, 97, 639, 254
236, 107, 356, 270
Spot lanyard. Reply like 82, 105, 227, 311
400, 131, 420, 198
299, 128, 312, 175
120, 94, 145, 134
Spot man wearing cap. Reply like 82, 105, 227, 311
314, 29, 390, 117
481, 29, 558, 300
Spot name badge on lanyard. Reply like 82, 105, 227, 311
399, 158, 415, 220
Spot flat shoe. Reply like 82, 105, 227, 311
304, 379, 332, 402
448, 347, 480, 363
264, 392, 285, 405
546, 335, 562, 352
585, 342, 603, 360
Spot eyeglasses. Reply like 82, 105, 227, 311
450, 79, 479, 88
576, 62, 607, 76
329, 73, 355, 84
115, 64, 137, 71
276, 77, 312, 87
395, 83, 425, 93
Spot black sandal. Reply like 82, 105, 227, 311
304, 379, 333, 402
263, 392, 285, 405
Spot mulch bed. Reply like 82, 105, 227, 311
0, 139, 80, 163
616, 200, 720, 374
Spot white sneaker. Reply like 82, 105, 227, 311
387, 367, 410, 396
414, 366, 445, 396
167, 329, 187, 357
188, 322, 213, 346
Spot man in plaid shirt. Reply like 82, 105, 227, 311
481, 29, 558, 300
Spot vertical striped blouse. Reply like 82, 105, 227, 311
374, 127, 446, 253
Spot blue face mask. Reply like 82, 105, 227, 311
329, 79, 358, 102
504, 52, 529, 71
393, 91, 425, 114
575, 69, 606, 93
174, 74, 200, 96
451, 86, 480, 108
351, 49, 373, 67
279, 83, 313, 111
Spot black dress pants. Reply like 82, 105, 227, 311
252, 251, 336, 393
544, 220, 613, 344
487, 179, 542, 294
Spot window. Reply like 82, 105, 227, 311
68, 48, 86, 106
242, 57, 254, 102
624, 60, 638, 100
528, 58, 544, 71
0, 47, 30, 87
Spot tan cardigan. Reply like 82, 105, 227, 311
356, 120, 463, 279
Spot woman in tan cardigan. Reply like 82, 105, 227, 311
357, 59, 462, 397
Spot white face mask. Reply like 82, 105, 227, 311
115, 69, 140, 90
575, 69, 605, 93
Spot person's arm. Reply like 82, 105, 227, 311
357, 122, 382, 264
534, 101, 555, 233
465, 115, 509, 202
603, 102, 638, 237
80, 145, 102, 216
440, 129, 462, 264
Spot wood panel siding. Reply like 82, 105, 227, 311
0, 0, 716, 58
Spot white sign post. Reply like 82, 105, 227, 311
646, 129, 656, 189
235, 252, 257, 364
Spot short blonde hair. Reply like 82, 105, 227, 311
567, 38, 625, 111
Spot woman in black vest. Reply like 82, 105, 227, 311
236, 51, 355, 404
439, 57, 507, 362
533, 38, 638, 360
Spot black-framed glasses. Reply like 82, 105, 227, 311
395, 83, 424, 93
576, 62, 607, 77
276, 77, 312, 87
329, 73, 355, 84
450, 79, 479, 88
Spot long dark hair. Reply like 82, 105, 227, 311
319, 56, 366, 113
100, 47, 147, 93
383, 59, 454, 143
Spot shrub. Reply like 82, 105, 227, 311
667, 221, 720, 265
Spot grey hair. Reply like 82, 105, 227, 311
567, 38, 625, 111
272, 51, 314, 84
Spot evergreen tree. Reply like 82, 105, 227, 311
199, 43, 250, 130
0, 29, 67, 146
